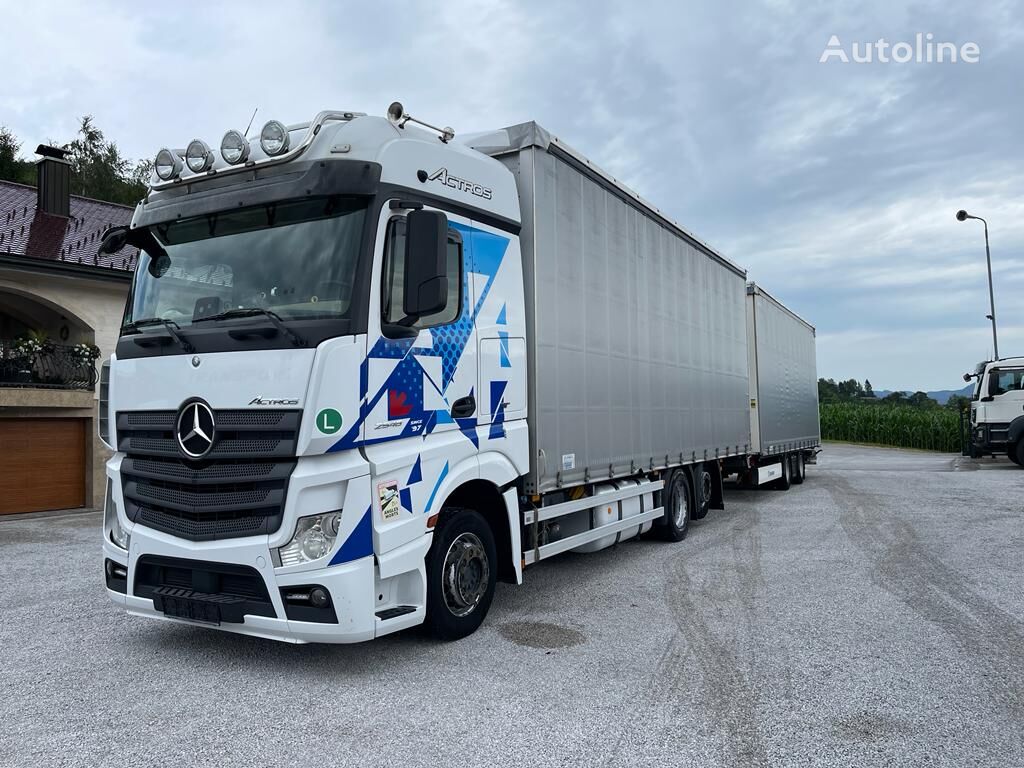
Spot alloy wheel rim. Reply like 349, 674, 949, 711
673, 484, 688, 528
442, 532, 489, 617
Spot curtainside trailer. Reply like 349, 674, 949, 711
97, 104, 814, 644
723, 283, 821, 489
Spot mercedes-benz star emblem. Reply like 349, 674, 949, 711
176, 400, 216, 459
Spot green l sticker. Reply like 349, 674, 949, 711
316, 408, 343, 435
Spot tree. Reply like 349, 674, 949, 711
907, 391, 937, 408
864, 379, 875, 397
837, 378, 865, 400
818, 378, 840, 403
884, 391, 906, 404
0, 126, 34, 185
0, 118, 149, 206
946, 394, 971, 412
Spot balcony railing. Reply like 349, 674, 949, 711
0, 340, 98, 391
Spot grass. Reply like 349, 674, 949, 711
819, 402, 962, 453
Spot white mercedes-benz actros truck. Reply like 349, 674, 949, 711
98, 104, 819, 643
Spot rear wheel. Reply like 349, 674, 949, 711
660, 471, 692, 541
792, 452, 805, 485
776, 455, 791, 490
425, 508, 497, 640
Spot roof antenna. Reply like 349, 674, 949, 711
244, 107, 259, 138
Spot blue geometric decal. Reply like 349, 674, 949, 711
496, 303, 507, 326
489, 379, 508, 440
328, 223, 509, 453
329, 506, 373, 565
498, 330, 511, 368
425, 461, 450, 515
399, 487, 413, 513
407, 455, 423, 485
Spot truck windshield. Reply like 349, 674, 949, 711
124, 196, 367, 329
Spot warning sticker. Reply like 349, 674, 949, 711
378, 480, 401, 521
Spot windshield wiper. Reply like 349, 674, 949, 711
193, 308, 306, 347
122, 317, 195, 353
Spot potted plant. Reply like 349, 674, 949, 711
12, 337, 41, 383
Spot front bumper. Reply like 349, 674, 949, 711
103, 527, 377, 644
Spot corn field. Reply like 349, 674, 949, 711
819, 403, 962, 452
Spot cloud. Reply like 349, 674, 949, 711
2, 0, 1021, 390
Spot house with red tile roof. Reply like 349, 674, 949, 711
1, 146, 140, 514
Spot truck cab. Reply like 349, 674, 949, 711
966, 356, 1024, 465
98, 107, 530, 643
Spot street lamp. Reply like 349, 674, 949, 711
956, 209, 999, 360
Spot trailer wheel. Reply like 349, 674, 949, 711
424, 508, 497, 640
775, 456, 791, 490
792, 453, 805, 485
660, 471, 691, 541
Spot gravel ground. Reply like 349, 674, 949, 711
1, 443, 1022, 767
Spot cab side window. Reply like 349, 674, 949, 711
382, 217, 462, 329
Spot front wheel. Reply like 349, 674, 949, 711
425, 508, 497, 640
1012, 442, 1024, 467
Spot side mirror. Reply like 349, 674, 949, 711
963, 373, 973, 383
403, 210, 448, 318
98, 226, 129, 256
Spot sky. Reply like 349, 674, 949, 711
3, 0, 1022, 391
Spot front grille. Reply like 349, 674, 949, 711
116, 409, 301, 459
118, 408, 300, 541
134, 555, 276, 622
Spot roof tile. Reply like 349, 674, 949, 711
0, 180, 139, 272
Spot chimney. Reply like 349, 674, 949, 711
35, 144, 72, 218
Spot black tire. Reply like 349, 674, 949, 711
792, 452, 805, 485
775, 455, 791, 490
691, 466, 712, 520
424, 508, 497, 640
660, 470, 692, 541
1013, 442, 1024, 467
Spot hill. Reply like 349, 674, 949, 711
873, 384, 973, 405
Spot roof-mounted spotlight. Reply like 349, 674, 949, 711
185, 139, 215, 173
260, 120, 290, 156
220, 130, 250, 165
386, 101, 455, 143
154, 148, 183, 181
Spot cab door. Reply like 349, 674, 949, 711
361, 203, 480, 550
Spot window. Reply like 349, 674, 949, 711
381, 217, 462, 329
990, 368, 1024, 396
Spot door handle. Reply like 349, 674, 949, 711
451, 396, 476, 418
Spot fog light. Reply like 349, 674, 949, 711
310, 587, 329, 608
154, 148, 182, 181
185, 139, 214, 173
259, 120, 290, 156
275, 511, 343, 566
104, 483, 130, 550
220, 129, 250, 165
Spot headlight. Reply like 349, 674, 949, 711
104, 484, 130, 550
220, 130, 250, 165
275, 511, 343, 567
185, 139, 214, 173
259, 120, 290, 156
154, 148, 182, 181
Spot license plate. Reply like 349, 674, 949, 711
156, 593, 221, 625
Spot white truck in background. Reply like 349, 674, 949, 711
964, 357, 1024, 465
97, 104, 820, 644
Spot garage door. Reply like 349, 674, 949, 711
0, 418, 86, 514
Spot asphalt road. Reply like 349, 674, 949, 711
1, 443, 1022, 767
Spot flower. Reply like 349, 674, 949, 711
72, 343, 101, 363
